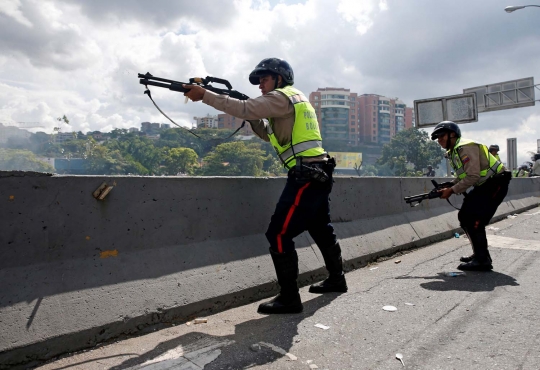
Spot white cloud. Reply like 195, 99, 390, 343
0, 0, 32, 27
337, 0, 385, 35
0, 0, 537, 166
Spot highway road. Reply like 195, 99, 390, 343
38, 207, 540, 370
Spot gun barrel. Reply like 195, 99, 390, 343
139, 79, 189, 93
404, 193, 429, 203
138, 73, 187, 85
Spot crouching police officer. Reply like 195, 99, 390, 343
183, 58, 347, 314
431, 121, 511, 271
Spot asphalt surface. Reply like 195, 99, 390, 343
38, 207, 540, 370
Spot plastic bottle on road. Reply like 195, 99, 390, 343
444, 272, 466, 277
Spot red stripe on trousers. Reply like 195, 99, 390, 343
277, 182, 311, 253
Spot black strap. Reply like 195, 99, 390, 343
144, 87, 246, 141
446, 198, 461, 210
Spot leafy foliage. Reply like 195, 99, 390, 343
377, 128, 445, 176
199, 141, 269, 176
164, 147, 199, 175
0, 149, 55, 172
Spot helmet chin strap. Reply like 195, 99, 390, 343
445, 133, 452, 151
273, 75, 281, 90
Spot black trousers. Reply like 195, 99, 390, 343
458, 171, 511, 255
265, 164, 336, 254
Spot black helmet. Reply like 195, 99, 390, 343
431, 121, 461, 140
249, 58, 294, 85
489, 144, 500, 151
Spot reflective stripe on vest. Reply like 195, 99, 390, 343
267, 86, 326, 169
279, 140, 324, 164
449, 138, 504, 186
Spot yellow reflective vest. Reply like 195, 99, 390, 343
449, 138, 503, 186
266, 86, 326, 169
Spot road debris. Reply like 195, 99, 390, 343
383, 306, 397, 312
250, 343, 261, 352
404, 303, 415, 306
396, 353, 405, 366
309, 364, 319, 369
507, 214, 517, 219
259, 342, 297, 360
394, 260, 401, 264
487, 227, 500, 231
194, 318, 208, 324
314, 323, 330, 330
444, 272, 466, 277
369, 267, 379, 271
454, 233, 460, 238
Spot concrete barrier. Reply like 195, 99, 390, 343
1, 172, 538, 368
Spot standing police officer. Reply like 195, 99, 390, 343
183, 58, 347, 314
431, 121, 511, 271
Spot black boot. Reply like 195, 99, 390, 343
458, 230, 493, 271
460, 228, 475, 263
309, 242, 348, 293
258, 249, 303, 314
460, 254, 475, 263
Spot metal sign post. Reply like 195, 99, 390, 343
507, 138, 517, 171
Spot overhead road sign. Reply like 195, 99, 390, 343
414, 93, 478, 128
464, 77, 536, 113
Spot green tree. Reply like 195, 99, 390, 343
85, 146, 147, 175
105, 134, 164, 174
0, 149, 55, 172
377, 128, 444, 176
200, 141, 267, 176
157, 127, 237, 157
244, 140, 286, 176
164, 147, 199, 175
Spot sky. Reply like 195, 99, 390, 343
0, 0, 539, 164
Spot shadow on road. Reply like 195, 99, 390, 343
395, 271, 519, 292
108, 294, 340, 369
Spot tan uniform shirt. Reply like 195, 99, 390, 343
451, 143, 506, 194
202, 90, 326, 162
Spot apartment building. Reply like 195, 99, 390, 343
218, 113, 254, 134
309, 88, 358, 145
193, 114, 218, 129
309, 89, 414, 146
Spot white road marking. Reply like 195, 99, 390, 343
488, 235, 540, 251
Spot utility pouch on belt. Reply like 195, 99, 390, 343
294, 157, 330, 183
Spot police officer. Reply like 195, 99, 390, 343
516, 163, 531, 178
488, 145, 501, 161
425, 165, 436, 177
431, 121, 511, 271
183, 58, 347, 314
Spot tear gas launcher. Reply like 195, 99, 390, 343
403, 180, 454, 207
138, 72, 249, 101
